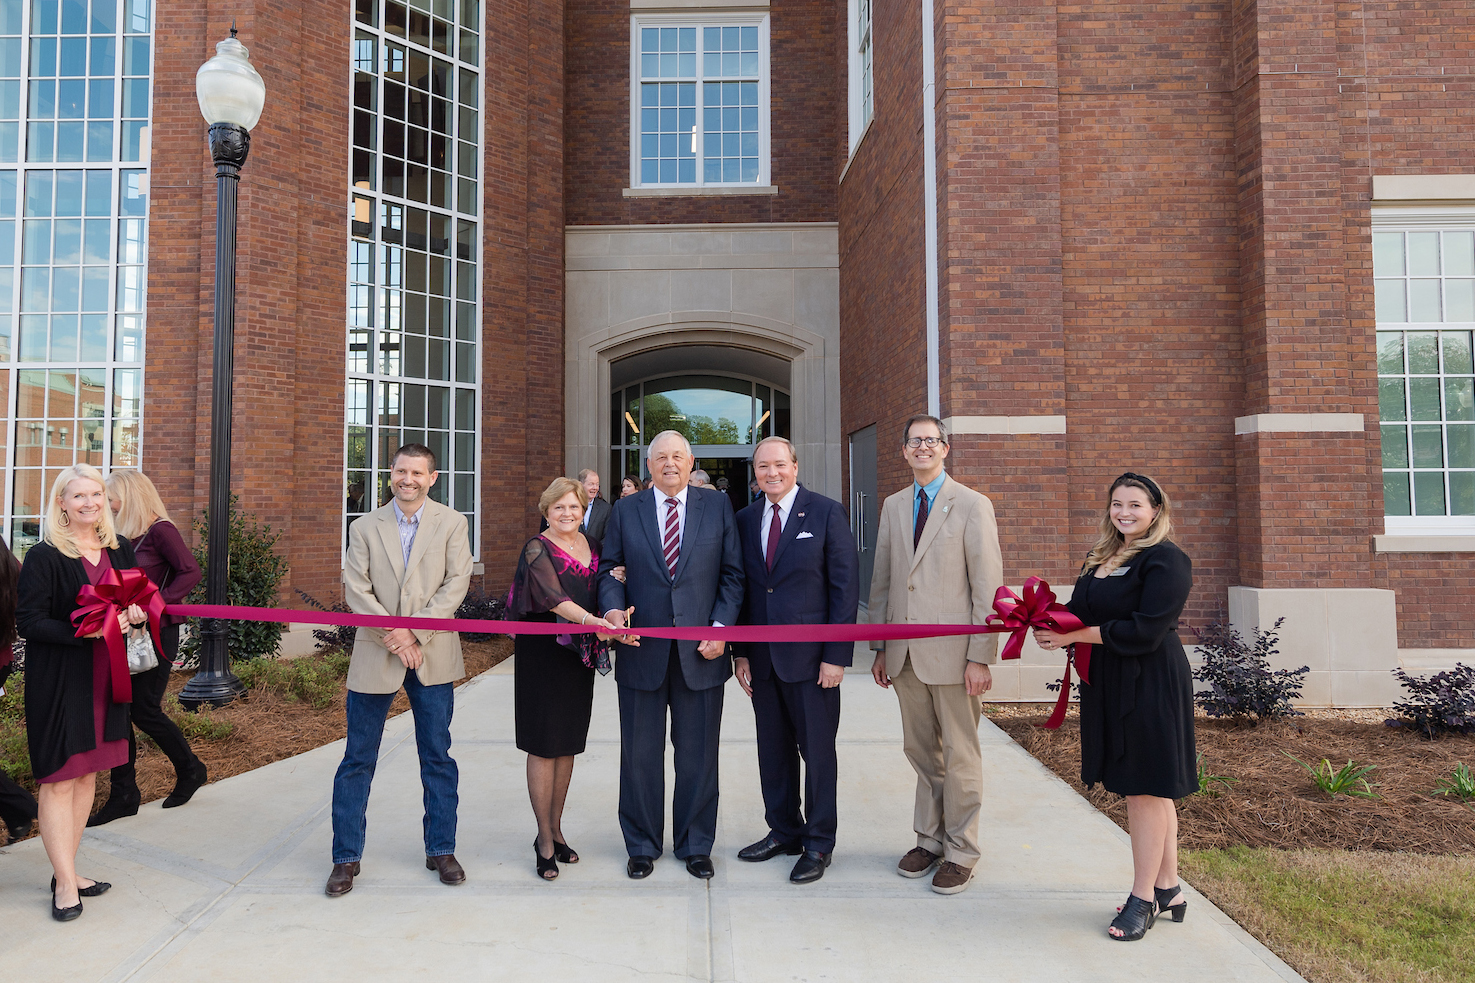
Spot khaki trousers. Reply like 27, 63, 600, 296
892, 658, 983, 867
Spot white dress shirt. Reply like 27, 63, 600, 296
653, 485, 689, 548
761, 484, 800, 565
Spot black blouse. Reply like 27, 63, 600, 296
507, 535, 610, 674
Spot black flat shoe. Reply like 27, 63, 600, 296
51, 889, 82, 922
1109, 894, 1157, 941
535, 838, 559, 881
6, 818, 33, 842
737, 833, 803, 863
627, 855, 655, 879
86, 795, 140, 827
789, 850, 831, 884
1155, 885, 1188, 923
552, 840, 579, 864
51, 876, 111, 897
162, 761, 208, 809
684, 854, 714, 879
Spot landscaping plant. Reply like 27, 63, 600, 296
1388, 662, 1475, 738
455, 586, 508, 643
180, 495, 290, 664
297, 589, 358, 653
1194, 752, 1237, 797
1192, 617, 1307, 723
1283, 752, 1380, 799
1430, 762, 1475, 804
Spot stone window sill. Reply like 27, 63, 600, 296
1373, 535, 1475, 553
623, 185, 779, 198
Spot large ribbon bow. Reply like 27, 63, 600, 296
985, 577, 1092, 730
71, 567, 166, 704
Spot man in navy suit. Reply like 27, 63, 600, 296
598, 430, 745, 880
732, 436, 858, 884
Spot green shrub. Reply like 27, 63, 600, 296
1389, 663, 1475, 738
1284, 752, 1380, 799
0, 675, 29, 783
162, 694, 235, 741
1192, 618, 1307, 723
1430, 762, 1475, 804
1194, 752, 1237, 797
179, 495, 289, 665
235, 649, 351, 709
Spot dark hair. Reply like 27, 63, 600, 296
901, 413, 949, 447
621, 473, 641, 488
0, 538, 19, 650
392, 442, 437, 472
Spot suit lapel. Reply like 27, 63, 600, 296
768, 486, 808, 572
376, 508, 406, 582
634, 489, 669, 580
672, 489, 704, 582
910, 478, 955, 572
404, 503, 435, 576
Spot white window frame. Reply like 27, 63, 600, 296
628, 12, 771, 190
1373, 206, 1475, 534
846, 0, 873, 156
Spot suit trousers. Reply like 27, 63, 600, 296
331, 668, 458, 864
750, 671, 841, 854
616, 643, 724, 860
892, 657, 983, 867
108, 624, 201, 801
0, 766, 37, 829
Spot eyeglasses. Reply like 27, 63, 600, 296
904, 436, 946, 449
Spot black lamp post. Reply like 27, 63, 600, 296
178, 28, 267, 711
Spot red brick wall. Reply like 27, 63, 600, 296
563, 0, 838, 226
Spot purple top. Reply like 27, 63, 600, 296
132, 520, 202, 626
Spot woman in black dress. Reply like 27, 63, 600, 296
1034, 473, 1194, 942
507, 476, 620, 881
19, 464, 148, 921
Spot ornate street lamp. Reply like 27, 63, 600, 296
178, 27, 266, 710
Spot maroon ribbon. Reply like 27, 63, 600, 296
72, 567, 167, 704
982, 577, 1092, 729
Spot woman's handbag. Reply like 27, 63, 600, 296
126, 627, 158, 675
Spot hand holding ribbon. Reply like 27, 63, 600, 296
984, 577, 1092, 730
71, 567, 167, 704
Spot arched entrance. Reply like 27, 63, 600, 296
610, 346, 790, 512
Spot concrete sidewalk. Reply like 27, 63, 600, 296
1, 662, 1305, 983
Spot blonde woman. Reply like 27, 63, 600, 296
87, 470, 206, 826
1033, 473, 1195, 942
17, 464, 147, 921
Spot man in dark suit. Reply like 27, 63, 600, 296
599, 430, 744, 880
732, 437, 858, 884
578, 469, 612, 542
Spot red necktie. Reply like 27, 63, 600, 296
663, 497, 680, 578
913, 489, 929, 549
765, 502, 782, 572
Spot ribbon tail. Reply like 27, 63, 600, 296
144, 592, 168, 661
102, 615, 132, 704
998, 626, 1027, 662
1041, 658, 1073, 730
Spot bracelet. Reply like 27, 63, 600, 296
580, 613, 589, 625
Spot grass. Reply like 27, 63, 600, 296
1182, 847, 1475, 983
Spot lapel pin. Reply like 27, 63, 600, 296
797, 512, 805, 517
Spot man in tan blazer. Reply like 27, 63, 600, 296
868, 414, 1003, 895
327, 443, 473, 897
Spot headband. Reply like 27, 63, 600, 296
1114, 472, 1163, 507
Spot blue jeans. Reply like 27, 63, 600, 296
331, 669, 458, 864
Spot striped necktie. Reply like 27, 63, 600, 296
663, 497, 681, 577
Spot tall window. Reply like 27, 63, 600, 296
1374, 217, 1475, 529
630, 13, 770, 188
347, 0, 480, 551
847, 0, 872, 153
0, 0, 150, 554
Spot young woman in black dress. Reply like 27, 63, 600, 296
507, 476, 622, 881
1034, 473, 1195, 941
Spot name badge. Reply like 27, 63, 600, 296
1108, 566, 1132, 577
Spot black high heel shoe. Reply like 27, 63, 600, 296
534, 837, 559, 881
552, 840, 579, 864
51, 875, 111, 897
1155, 885, 1187, 923
1108, 894, 1157, 941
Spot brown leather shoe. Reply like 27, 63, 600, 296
897, 846, 940, 879
325, 861, 360, 897
931, 860, 974, 895
426, 854, 466, 885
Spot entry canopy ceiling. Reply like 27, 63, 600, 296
610, 344, 790, 391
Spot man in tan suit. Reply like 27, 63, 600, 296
326, 443, 473, 897
868, 414, 1003, 895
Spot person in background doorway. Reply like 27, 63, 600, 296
620, 475, 642, 499
689, 470, 710, 489
88, 470, 207, 827
577, 469, 612, 542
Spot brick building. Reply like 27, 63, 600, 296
2, 0, 1468, 700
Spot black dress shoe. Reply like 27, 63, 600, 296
86, 794, 140, 827
51, 890, 82, 922
5, 818, 32, 842
737, 833, 803, 863
627, 855, 655, 879
426, 854, 466, 885
325, 861, 360, 897
684, 854, 714, 879
789, 850, 831, 884
162, 761, 208, 809
52, 876, 111, 897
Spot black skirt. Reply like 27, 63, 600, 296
514, 616, 595, 758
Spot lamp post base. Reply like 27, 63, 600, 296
177, 670, 246, 712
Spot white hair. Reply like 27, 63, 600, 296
647, 430, 693, 458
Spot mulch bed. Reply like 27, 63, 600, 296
990, 706, 1475, 854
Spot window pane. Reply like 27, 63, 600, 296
1375, 279, 1405, 322
1411, 424, 1444, 467
1447, 279, 1474, 323
1407, 332, 1439, 373
1408, 378, 1441, 420
1413, 470, 1446, 515
1408, 231, 1440, 275
1449, 425, 1475, 470
1445, 377, 1474, 422
1382, 472, 1410, 515
1451, 472, 1475, 515
1380, 425, 1407, 467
